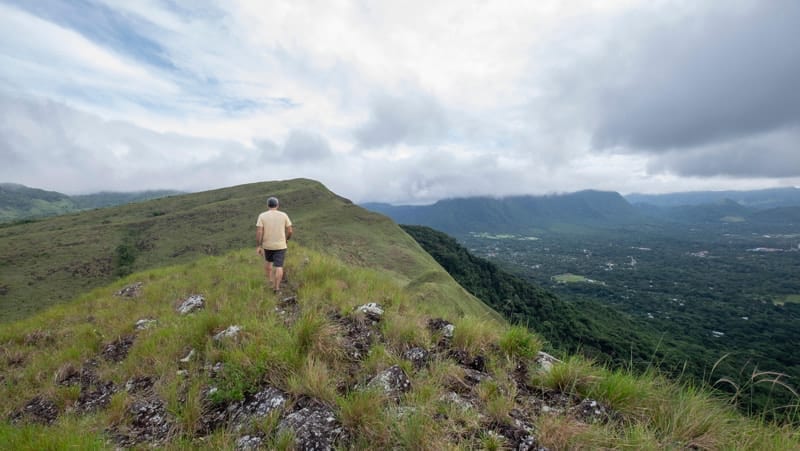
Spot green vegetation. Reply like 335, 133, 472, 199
552, 273, 592, 283
0, 179, 498, 323
403, 224, 800, 423
774, 295, 800, 306
0, 183, 180, 222
1, 242, 796, 448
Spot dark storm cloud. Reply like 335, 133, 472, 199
281, 130, 332, 161
355, 89, 448, 149
591, 1, 800, 152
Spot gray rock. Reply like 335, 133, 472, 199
235, 435, 263, 450
213, 325, 242, 341
278, 404, 343, 451
177, 294, 205, 315
367, 365, 412, 400
442, 323, 455, 338
355, 303, 384, 322
179, 349, 196, 363
116, 282, 143, 298
242, 386, 287, 418
134, 318, 157, 330
440, 391, 474, 411
427, 318, 455, 339
403, 347, 429, 369
535, 351, 560, 373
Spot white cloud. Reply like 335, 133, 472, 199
1, 0, 798, 202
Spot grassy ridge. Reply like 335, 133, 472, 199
1, 245, 797, 449
0, 179, 497, 323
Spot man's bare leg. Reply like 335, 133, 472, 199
273, 267, 284, 292
265, 262, 274, 285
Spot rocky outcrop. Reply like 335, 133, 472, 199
368, 365, 412, 400
177, 294, 205, 314
277, 403, 344, 451
115, 282, 143, 298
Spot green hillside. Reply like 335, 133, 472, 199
0, 183, 75, 221
0, 179, 497, 323
0, 183, 180, 223
2, 242, 797, 448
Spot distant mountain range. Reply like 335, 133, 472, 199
363, 190, 639, 233
626, 187, 800, 209
0, 183, 182, 222
364, 188, 800, 233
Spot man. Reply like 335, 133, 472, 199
256, 196, 293, 292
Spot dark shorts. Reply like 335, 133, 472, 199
263, 249, 287, 267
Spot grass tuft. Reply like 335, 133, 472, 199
498, 325, 542, 361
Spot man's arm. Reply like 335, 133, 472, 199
286, 225, 293, 241
256, 226, 264, 254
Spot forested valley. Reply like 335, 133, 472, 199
403, 222, 800, 422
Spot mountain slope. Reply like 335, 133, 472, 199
0, 183, 75, 221
0, 179, 498, 323
1, 238, 796, 448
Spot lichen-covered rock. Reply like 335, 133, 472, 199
201, 385, 287, 433
403, 347, 429, 369
278, 404, 343, 451
213, 325, 242, 341
440, 391, 475, 411
368, 365, 412, 400
177, 294, 205, 315
244, 387, 286, 417
75, 380, 116, 413
427, 318, 455, 339
113, 398, 173, 447
236, 435, 263, 450
101, 335, 135, 362
135, 318, 157, 330
115, 282, 143, 298
355, 303, 384, 322
9, 396, 58, 424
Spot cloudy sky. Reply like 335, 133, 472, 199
1, 0, 798, 204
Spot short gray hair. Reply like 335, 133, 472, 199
267, 197, 279, 208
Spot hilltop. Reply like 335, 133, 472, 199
0, 179, 496, 323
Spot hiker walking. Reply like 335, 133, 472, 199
256, 196, 293, 292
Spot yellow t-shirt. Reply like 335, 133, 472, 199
256, 210, 292, 250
